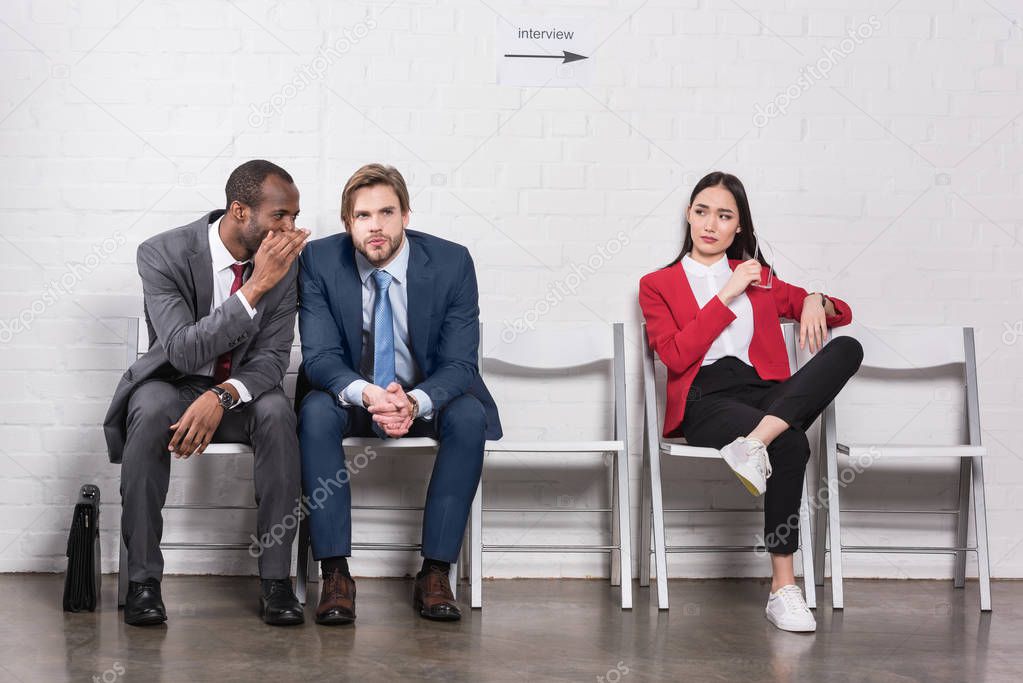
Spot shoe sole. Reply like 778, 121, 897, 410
413, 598, 461, 621
124, 614, 167, 627
315, 612, 355, 626
721, 450, 766, 496
766, 612, 816, 632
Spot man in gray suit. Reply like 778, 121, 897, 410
104, 160, 309, 626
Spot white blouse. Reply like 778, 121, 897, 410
681, 253, 754, 367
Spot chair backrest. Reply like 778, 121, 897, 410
642, 321, 799, 442
481, 321, 628, 439
827, 321, 980, 447
480, 321, 620, 369
830, 321, 967, 370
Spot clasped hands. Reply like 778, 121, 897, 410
364, 383, 416, 438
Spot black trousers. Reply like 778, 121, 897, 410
679, 336, 863, 554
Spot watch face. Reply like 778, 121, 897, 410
212, 388, 232, 408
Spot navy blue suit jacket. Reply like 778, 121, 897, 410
298, 229, 502, 440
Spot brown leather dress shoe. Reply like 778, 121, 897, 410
316, 569, 356, 625
413, 566, 461, 621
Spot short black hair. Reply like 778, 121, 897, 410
225, 159, 294, 210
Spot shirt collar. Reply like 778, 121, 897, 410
354, 234, 409, 285
208, 214, 251, 272
681, 252, 730, 277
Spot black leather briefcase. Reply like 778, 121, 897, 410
62, 484, 102, 612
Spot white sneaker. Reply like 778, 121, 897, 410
719, 437, 772, 496
766, 584, 817, 632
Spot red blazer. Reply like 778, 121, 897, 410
639, 259, 853, 438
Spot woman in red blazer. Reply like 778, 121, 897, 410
639, 171, 861, 632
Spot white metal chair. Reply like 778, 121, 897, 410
117, 317, 457, 606
639, 321, 816, 610
812, 322, 992, 611
469, 321, 633, 610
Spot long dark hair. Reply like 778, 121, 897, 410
666, 171, 773, 272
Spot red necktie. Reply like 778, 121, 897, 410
212, 263, 247, 383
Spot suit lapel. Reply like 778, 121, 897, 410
337, 238, 365, 365
405, 236, 433, 373
187, 213, 216, 320
667, 262, 699, 323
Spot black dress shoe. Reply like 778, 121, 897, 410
260, 578, 304, 626
124, 579, 167, 626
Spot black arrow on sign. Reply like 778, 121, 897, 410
503, 50, 588, 64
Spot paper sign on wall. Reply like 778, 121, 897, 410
497, 16, 592, 87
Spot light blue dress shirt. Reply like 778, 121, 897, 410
339, 236, 434, 419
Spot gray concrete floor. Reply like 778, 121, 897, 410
2, 574, 1017, 682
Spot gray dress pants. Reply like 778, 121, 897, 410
119, 376, 300, 582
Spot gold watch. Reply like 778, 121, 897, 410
408, 393, 420, 420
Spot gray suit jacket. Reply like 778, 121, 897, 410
103, 210, 298, 463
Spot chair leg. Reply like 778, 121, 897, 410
470, 480, 483, 609
610, 451, 621, 588
615, 446, 633, 610
813, 429, 828, 587
971, 457, 992, 612
649, 445, 669, 610
799, 471, 816, 609
449, 561, 458, 601
117, 534, 128, 608
296, 514, 311, 605
953, 456, 971, 589
639, 429, 652, 588
826, 436, 844, 609
460, 525, 470, 585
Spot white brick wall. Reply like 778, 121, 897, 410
1, 0, 1021, 581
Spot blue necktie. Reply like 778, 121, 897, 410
372, 270, 395, 437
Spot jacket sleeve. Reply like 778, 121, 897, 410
770, 272, 853, 328
138, 241, 259, 374
228, 264, 298, 399
414, 248, 480, 413
639, 273, 737, 375
298, 247, 363, 398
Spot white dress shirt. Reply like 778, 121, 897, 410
339, 236, 434, 419
681, 252, 754, 367
201, 215, 258, 404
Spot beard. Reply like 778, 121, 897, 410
356, 233, 402, 266
239, 216, 271, 257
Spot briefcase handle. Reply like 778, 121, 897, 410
78, 484, 100, 508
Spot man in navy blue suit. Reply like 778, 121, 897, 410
297, 163, 501, 625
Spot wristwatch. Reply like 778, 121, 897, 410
209, 385, 236, 410
408, 393, 420, 420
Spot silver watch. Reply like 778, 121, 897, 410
209, 385, 236, 409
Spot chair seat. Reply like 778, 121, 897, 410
343, 437, 439, 449
837, 443, 987, 459
201, 438, 442, 454
485, 440, 625, 453
660, 441, 720, 458
202, 442, 252, 455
